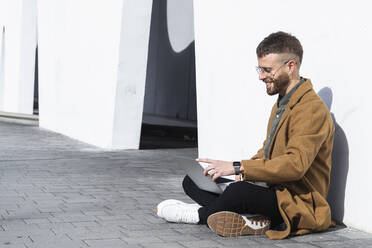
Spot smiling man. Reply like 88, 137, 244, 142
156, 31, 335, 240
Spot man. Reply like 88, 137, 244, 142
156, 31, 335, 240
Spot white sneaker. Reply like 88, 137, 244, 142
189, 203, 202, 208
156, 199, 185, 218
158, 201, 200, 224
207, 211, 271, 236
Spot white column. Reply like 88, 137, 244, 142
0, 26, 5, 108
38, 0, 152, 149
0, 0, 37, 114
111, 0, 153, 149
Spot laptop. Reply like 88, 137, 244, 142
183, 160, 234, 194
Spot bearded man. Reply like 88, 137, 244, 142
156, 31, 335, 240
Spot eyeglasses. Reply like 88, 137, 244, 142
255, 58, 294, 76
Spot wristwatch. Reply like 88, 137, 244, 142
233, 161, 241, 175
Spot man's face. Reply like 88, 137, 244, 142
257, 54, 290, 96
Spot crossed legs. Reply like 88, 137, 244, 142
182, 175, 283, 227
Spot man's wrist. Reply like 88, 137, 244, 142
233, 161, 241, 175
240, 173, 244, 181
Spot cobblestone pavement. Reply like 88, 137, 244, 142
1, 121, 372, 248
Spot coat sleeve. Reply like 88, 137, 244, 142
250, 140, 266, 160
242, 102, 333, 184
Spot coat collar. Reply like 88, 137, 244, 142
266, 78, 314, 158
288, 79, 313, 109
277, 77, 306, 108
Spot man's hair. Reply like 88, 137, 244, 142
256, 31, 303, 64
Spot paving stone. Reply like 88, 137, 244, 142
1, 121, 372, 248
37, 207, 65, 213
1, 223, 40, 232
0, 245, 27, 248
39, 222, 76, 231
120, 235, 164, 244
26, 234, 87, 248
140, 242, 185, 248
85, 226, 126, 235
312, 239, 372, 248
83, 238, 128, 247
0, 229, 55, 238
4, 210, 51, 219
0, 235, 32, 246
26, 240, 87, 248
124, 228, 179, 238
48, 214, 98, 223
335, 227, 372, 239
71, 221, 101, 227
158, 233, 201, 242
214, 237, 261, 246
66, 229, 123, 240
275, 243, 320, 248
95, 214, 132, 221
179, 240, 225, 248
248, 235, 300, 246
289, 230, 348, 242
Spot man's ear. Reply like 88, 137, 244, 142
288, 60, 297, 74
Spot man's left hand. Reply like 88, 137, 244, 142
197, 158, 235, 181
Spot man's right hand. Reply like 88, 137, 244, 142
196, 158, 235, 181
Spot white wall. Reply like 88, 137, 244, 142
37, 0, 152, 148
0, 16, 4, 99
0, 0, 37, 114
194, 0, 372, 233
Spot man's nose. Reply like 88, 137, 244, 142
259, 72, 266, 81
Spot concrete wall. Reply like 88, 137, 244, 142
37, 0, 152, 149
1, 0, 196, 148
193, 0, 372, 233
0, 0, 37, 114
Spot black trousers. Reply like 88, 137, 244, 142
182, 175, 283, 227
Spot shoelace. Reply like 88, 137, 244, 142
176, 204, 200, 223
250, 216, 270, 226
243, 215, 270, 228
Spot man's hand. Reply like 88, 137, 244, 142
196, 158, 235, 181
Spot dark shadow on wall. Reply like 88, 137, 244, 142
140, 0, 197, 149
33, 46, 39, 115
140, 124, 197, 149
318, 87, 349, 224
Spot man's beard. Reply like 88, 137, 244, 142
266, 73, 290, 96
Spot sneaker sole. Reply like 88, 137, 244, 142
207, 211, 270, 237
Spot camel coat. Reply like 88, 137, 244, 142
242, 79, 335, 240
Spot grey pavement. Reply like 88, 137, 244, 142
0, 121, 372, 248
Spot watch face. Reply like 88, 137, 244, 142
233, 161, 241, 167
233, 161, 241, 175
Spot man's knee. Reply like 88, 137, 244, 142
223, 181, 246, 194
222, 181, 261, 202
